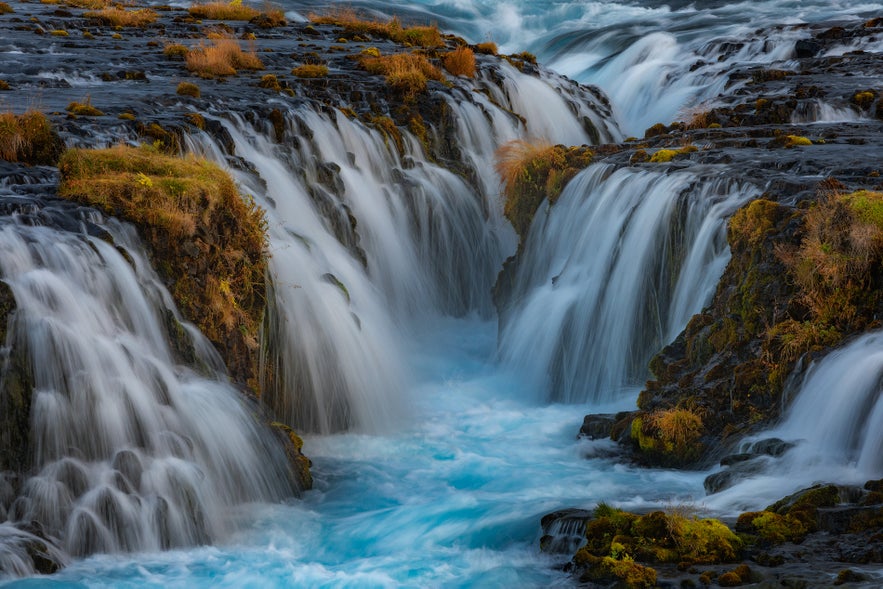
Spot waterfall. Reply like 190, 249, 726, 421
183, 61, 619, 434
0, 212, 298, 574
498, 164, 759, 403
705, 331, 883, 509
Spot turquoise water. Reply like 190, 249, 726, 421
2, 318, 704, 587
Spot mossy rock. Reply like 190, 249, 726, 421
0, 281, 33, 473
58, 145, 268, 390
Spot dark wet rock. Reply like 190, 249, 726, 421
540, 509, 592, 554
795, 38, 822, 58
578, 414, 617, 440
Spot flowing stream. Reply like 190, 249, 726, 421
3, 0, 883, 586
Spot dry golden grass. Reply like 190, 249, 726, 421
163, 43, 189, 59
311, 9, 443, 48
442, 46, 475, 77
185, 36, 264, 77
494, 138, 555, 197
475, 41, 497, 55
62, 0, 109, 9
57, 145, 269, 385
0, 110, 63, 165
84, 7, 158, 27
188, 1, 260, 21
291, 64, 328, 78
650, 408, 703, 450
359, 52, 443, 98
176, 81, 201, 97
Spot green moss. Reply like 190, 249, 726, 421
842, 190, 883, 228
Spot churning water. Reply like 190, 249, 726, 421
4, 0, 883, 586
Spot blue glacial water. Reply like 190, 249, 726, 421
2, 318, 705, 588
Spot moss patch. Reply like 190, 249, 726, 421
57, 145, 268, 390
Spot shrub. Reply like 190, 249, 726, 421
66, 98, 104, 116
176, 81, 201, 97
84, 7, 158, 27
163, 43, 188, 59
651, 407, 703, 452
290, 64, 328, 78
0, 2, 13, 13
258, 73, 282, 90
188, 0, 260, 21
0, 110, 64, 165
442, 46, 475, 77
185, 36, 264, 77
310, 10, 443, 48
475, 41, 497, 55
57, 145, 268, 387
359, 52, 443, 98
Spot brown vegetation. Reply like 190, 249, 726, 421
442, 46, 475, 77
163, 43, 189, 59
475, 41, 497, 55
188, 1, 260, 21
84, 7, 158, 27
176, 81, 201, 97
185, 36, 264, 77
359, 52, 443, 98
0, 2, 13, 13
495, 139, 593, 242
57, 145, 268, 388
0, 110, 64, 165
291, 64, 328, 78
311, 9, 443, 48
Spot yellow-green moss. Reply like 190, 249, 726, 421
783, 134, 812, 147
175, 81, 201, 97
649, 145, 697, 163
57, 145, 268, 389
291, 64, 328, 78
66, 99, 105, 116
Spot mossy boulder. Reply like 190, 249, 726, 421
631, 186, 883, 467
57, 145, 267, 390
0, 281, 32, 474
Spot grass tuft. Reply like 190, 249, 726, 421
188, 1, 259, 21
66, 98, 104, 116
475, 41, 497, 55
310, 9, 443, 48
84, 6, 158, 27
0, 110, 64, 165
442, 46, 475, 77
0, 2, 13, 13
185, 36, 264, 77
359, 52, 443, 98
176, 81, 201, 97
291, 64, 328, 78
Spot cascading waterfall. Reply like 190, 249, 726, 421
183, 61, 620, 434
498, 164, 759, 403
304, 0, 883, 135
0, 213, 298, 573
708, 331, 883, 509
